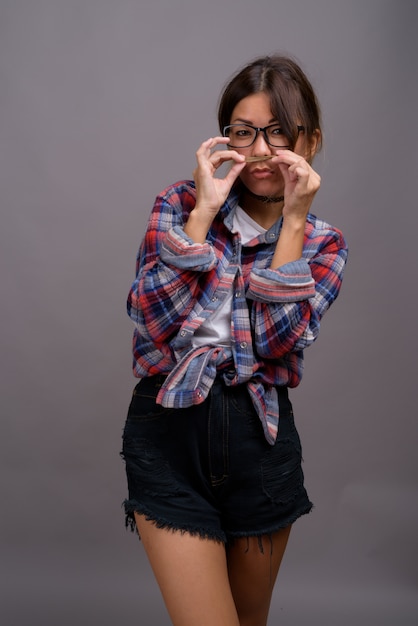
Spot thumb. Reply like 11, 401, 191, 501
224, 160, 246, 187
277, 161, 290, 183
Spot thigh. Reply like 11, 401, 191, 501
135, 513, 240, 626
226, 526, 292, 626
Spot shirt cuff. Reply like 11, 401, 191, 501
160, 226, 218, 272
247, 260, 315, 302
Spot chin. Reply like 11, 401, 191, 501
240, 174, 282, 198
247, 182, 282, 197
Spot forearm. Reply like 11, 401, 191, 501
252, 299, 320, 358
270, 216, 306, 268
248, 224, 348, 357
183, 208, 214, 244
128, 267, 198, 343
130, 225, 218, 342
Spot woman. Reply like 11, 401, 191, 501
122, 55, 348, 626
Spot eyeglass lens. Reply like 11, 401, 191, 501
224, 124, 289, 148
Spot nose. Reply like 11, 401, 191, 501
252, 130, 272, 155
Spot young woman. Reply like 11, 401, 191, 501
122, 55, 348, 626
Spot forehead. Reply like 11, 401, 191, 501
230, 92, 275, 124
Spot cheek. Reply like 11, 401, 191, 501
238, 168, 250, 183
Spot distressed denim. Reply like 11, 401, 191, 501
121, 375, 312, 544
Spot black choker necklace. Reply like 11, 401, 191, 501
244, 187, 284, 204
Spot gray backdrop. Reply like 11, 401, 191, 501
1, 0, 417, 624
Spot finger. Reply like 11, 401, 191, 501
212, 136, 231, 146
198, 136, 231, 153
272, 149, 303, 164
209, 149, 245, 169
222, 160, 247, 187
196, 139, 240, 168
274, 149, 313, 172
196, 137, 216, 158
277, 160, 291, 185
289, 163, 309, 181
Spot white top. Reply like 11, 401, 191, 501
192, 207, 267, 348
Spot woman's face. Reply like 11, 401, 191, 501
229, 91, 310, 198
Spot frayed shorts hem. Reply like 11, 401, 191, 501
123, 498, 314, 546
226, 502, 314, 541
123, 499, 226, 543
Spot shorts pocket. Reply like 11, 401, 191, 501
122, 436, 185, 498
127, 376, 173, 421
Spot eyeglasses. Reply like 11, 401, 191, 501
223, 123, 305, 148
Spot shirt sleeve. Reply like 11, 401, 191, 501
247, 225, 348, 358
127, 184, 218, 346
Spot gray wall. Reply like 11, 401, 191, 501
1, 1, 417, 624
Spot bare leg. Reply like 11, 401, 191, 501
226, 526, 292, 626
135, 513, 240, 626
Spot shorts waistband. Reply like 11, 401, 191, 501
141, 374, 289, 401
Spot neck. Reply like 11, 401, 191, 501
243, 186, 284, 204
240, 186, 284, 229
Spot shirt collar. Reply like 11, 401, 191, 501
222, 184, 283, 245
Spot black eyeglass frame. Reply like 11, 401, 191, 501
223, 123, 305, 148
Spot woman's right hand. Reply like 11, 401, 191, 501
184, 137, 246, 243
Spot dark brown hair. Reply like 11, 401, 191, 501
218, 55, 322, 152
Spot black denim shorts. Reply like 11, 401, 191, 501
121, 375, 313, 544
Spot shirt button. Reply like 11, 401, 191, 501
180, 330, 186, 336
240, 341, 247, 349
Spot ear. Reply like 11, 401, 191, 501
306, 129, 321, 163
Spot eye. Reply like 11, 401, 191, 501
269, 125, 284, 136
235, 127, 252, 137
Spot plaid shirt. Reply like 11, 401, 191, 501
127, 180, 348, 444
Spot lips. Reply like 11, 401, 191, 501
250, 167, 274, 179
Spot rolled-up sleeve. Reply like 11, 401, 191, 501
247, 226, 348, 358
160, 226, 217, 272
247, 260, 316, 302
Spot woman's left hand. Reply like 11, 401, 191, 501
269, 151, 321, 268
273, 150, 321, 223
